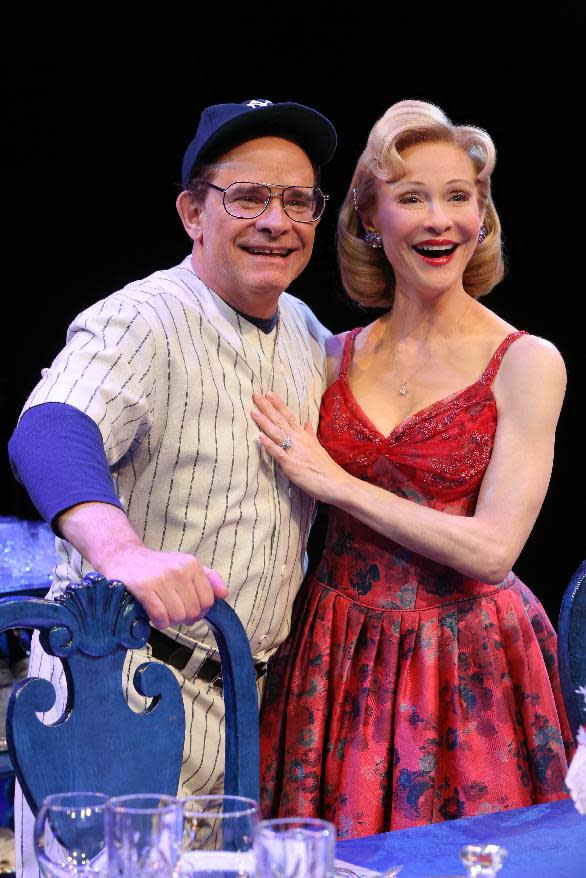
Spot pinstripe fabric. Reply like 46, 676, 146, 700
16, 256, 329, 877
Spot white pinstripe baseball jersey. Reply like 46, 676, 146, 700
15, 256, 330, 878
23, 255, 329, 659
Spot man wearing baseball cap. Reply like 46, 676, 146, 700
10, 98, 336, 874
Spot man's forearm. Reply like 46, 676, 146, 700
57, 501, 143, 572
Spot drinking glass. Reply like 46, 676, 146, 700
106, 793, 182, 878
177, 795, 258, 878
34, 791, 109, 878
254, 817, 336, 878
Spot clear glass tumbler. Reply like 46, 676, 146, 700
105, 793, 182, 878
177, 795, 258, 878
254, 817, 336, 878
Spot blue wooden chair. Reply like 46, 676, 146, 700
0, 573, 259, 817
557, 559, 586, 742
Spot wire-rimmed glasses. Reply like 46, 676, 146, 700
199, 181, 329, 223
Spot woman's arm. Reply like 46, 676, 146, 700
251, 335, 566, 583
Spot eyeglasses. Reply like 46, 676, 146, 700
199, 181, 329, 223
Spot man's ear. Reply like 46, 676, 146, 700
176, 190, 203, 243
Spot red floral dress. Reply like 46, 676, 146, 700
260, 329, 574, 838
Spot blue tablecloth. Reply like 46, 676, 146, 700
336, 799, 584, 878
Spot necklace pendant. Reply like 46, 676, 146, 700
399, 383, 408, 396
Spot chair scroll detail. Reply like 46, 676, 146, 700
0, 573, 183, 816
558, 559, 586, 742
0, 572, 260, 815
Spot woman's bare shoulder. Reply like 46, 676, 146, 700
325, 317, 386, 386
494, 333, 567, 416
325, 331, 351, 387
501, 332, 566, 376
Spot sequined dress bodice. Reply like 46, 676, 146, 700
315, 329, 526, 610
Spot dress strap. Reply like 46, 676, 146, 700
480, 331, 527, 386
339, 327, 363, 378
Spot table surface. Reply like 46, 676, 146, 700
336, 798, 585, 878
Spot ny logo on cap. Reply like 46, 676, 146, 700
246, 99, 272, 109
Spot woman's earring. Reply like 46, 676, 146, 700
477, 226, 487, 245
364, 230, 383, 249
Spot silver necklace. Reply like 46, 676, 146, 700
398, 357, 433, 396
395, 296, 473, 396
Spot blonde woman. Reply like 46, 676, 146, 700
252, 100, 574, 838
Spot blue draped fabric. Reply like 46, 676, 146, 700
336, 799, 584, 878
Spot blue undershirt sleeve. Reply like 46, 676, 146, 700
8, 402, 123, 529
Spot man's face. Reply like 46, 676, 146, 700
179, 137, 318, 317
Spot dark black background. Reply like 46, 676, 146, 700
2, 20, 582, 623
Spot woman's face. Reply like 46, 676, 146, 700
367, 141, 485, 298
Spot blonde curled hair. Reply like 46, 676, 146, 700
338, 100, 505, 307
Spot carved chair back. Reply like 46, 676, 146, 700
0, 573, 260, 815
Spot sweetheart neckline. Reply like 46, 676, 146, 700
333, 328, 524, 441
338, 369, 494, 441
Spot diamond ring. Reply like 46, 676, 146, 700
281, 436, 293, 452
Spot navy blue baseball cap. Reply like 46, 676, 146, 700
181, 98, 337, 188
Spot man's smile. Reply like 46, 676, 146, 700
240, 245, 296, 258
